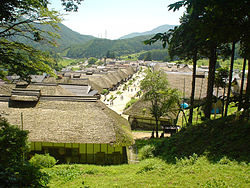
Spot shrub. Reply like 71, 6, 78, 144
125, 97, 138, 109
175, 153, 198, 166
138, 145, 155, 160
30, 154, 57, 168
101, 89, 109, 95
0, 118, 49, 187
137, 158, 166, 173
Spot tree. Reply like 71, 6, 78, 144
140, 69, 180, 137
145, 0, 250, 119
88, 57, 98, 65
0, 117, 49, 187
214, 67, 229, 116
0, 0, 84, 82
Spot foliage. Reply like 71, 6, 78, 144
135, 114, 250, 163
138, 49, 170, 61
116, 91, 123, 95
0, 0, 62, 81
0, 118, 49, 187
125, 97, 138, 109
30, 154, 57, 168
44, 156, 250, 187
101, 89, 109, 95
66, 35, 163, 58
140, 68, 180, 137
214, 67, 229, 88
138, 145, 155, 160
87, 57, 98, 65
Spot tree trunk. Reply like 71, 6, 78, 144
245, 59, 250, 111
238, 58, 246, 110
221, 87, 226, 117
188, 53, 197, 125
225, 42, 235, 116
204, 46, 217, 119
155, 118, 159, 138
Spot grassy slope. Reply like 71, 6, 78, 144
44, 114, 250, 187
136, 114, 250, 163
45, 157, 249, 187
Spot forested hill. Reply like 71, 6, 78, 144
12, 23, 96, 53
65, 35, 164, 58
119, 24, 177, 39
55, 23, 96, 48
12, 22, 166, 58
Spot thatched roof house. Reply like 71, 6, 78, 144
123, 97, 178, 130
0, 100, 133, 145
0, 84, 133, 164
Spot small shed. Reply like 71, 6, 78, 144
123, 97, 178, 131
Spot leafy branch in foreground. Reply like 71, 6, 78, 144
0, 0, 63, 81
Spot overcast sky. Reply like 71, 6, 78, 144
50, 0, 184, 40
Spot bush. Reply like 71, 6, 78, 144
30, 154, 57, 168
175, 153, 198, 166
125, 97, 138, 109
138, 145, 155, 160
137, 158, 166, 173
0, 118, 50, 187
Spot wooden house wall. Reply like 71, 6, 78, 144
29, 142, 127, 165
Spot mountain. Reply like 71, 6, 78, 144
119, 24, 177, 39
65, 35, 165, 58
12, 23, 96, 53
55, 23, 96, 49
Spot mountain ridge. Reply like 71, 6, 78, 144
119, 24, 177, 39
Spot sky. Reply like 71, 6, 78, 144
50, 0, 185, 40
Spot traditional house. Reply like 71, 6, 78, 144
0, 84, 133, 165
123, 97, 178, 131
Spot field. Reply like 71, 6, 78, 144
44, 157, 249, 188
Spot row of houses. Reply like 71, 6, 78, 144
0, 66, 137, 165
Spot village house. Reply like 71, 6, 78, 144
0, 83, 134, 165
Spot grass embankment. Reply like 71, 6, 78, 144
44, 114, 250, 187
136, 114, 250, 163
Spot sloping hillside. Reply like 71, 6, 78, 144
119, 24, 177, 39
66, 35, 165, 58
136, 114, 250, 163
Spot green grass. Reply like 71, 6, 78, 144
43, 114, 250, 187
44, 157, 249, 187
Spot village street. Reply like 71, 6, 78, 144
101, 69, 145, 117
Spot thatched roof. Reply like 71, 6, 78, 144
0, 100, 133, 146
165, 72, 208, 99
0, 83, 75, 96
105, 72, 119, 86
83, 75, 113, 90
117, 69, 128, 80
123, 97, 178, 120
11, 89, 41, 102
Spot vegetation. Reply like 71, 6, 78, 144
0, 118, 49, 187
140, 69, 180, 137
125, 97, 138, 109
138, 49, 170, 61
135, 113, 249, 163
30, 154, 57, 168
43, 157, 249, 187
65, 35, 163, 59
145, 0, 250, 121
